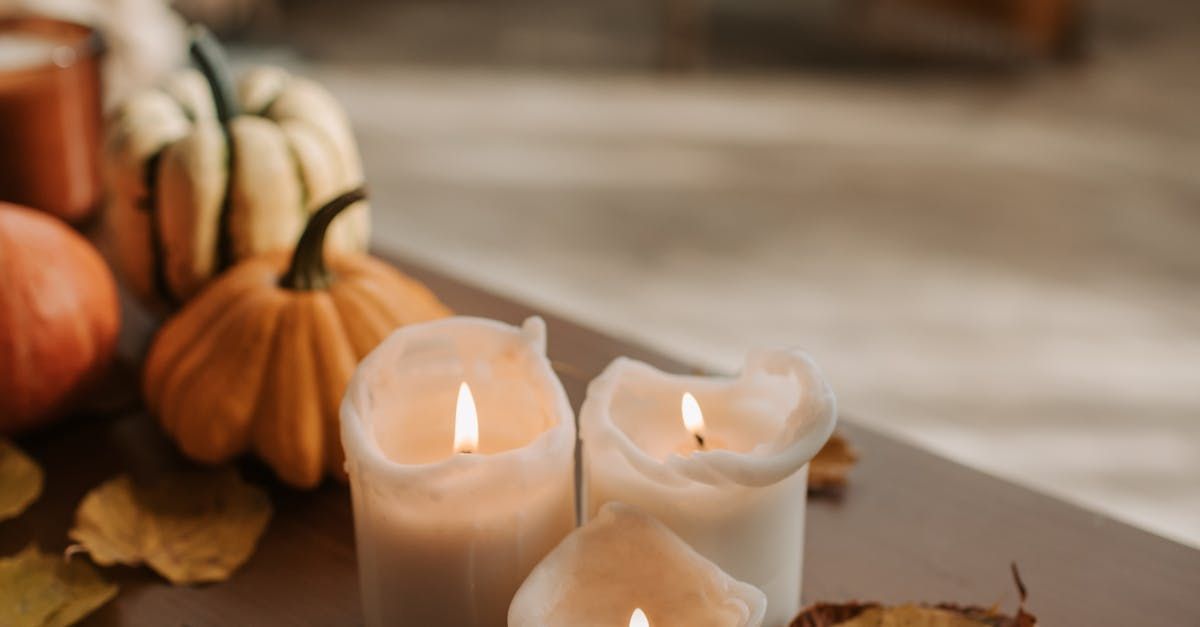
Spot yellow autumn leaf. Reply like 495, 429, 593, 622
68, 469, 272, 585
0, 544, 118, 627
0, 438, 43, 521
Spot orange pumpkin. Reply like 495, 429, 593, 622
143, 188, 450, 488
0, 203, 120, 433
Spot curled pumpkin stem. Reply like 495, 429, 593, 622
188, 25, 239, 124
281, 187, 367, 291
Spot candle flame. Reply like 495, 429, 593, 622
681, 392, 705, 446
454, 382, 478, 454
629, 608, 649, 627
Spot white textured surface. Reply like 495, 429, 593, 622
310, 58, 1200, 548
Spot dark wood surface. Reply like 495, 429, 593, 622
3, 252, 1199, 626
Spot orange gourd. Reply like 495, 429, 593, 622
143, 188, 450, 488
0, 203, 120, 432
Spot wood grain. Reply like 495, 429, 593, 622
1, 252, 1197, 626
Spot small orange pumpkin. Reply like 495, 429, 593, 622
0, 203, 120, 433
143, 188, 450, 488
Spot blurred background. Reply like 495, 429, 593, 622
10, 0, 1199, 546
250, 0, 1200, 548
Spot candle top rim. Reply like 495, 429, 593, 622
340, 316, 576, 479
579, 349, 836, 488
0, 16, 100, 74
507, 502, 767, 626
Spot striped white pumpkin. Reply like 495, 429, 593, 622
105, 35, 368, 307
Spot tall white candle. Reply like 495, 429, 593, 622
509, 502, 767, 627
341, 316, 576, 627
579, 350, 836, 627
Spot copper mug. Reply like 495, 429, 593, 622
0, 16, 103, 224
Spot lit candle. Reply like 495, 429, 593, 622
580, 350, 836, 627
341, 316, 576, 627
508, 502, 766, 627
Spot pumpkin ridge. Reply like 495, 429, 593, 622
264, 82, 368, 249
251, 297, 324, 487
162, 84, 197, 123
327, 280, 397, 356
143, 148, 179, 306
307, 292, 357, 478
345, 264, 451, 325
156, 286, 268, 443
284, 116, 369, 249
286, 116, 351, 183
255, 78, 288, 117
214, 139, 236, 273
265, 84, 345, 152
143, 268, 264, 415
170, 289, 286, 461
244, 304, 289, 469
225, 118, 306, 265
282, 137, 311, 219
279, 121, 363, 254
358, 258, 454, 321
344, 277, 408, 324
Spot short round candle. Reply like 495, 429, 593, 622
579, 349, 836, 627
341, 316, 576, 627
508, 502, 767, 627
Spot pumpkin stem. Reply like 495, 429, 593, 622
188, 25, 239, 125
281, 187, 367, 291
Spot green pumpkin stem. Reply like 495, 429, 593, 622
188, 26, 239, 124
281, 187, 367, 291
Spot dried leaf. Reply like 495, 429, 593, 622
792, 565, 1036, 627
0, 544, 118, 627
808, 431, 859, 494
68, 469, 272, 585
0, 438, 44, 521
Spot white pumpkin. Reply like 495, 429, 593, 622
105, 29, 369, 306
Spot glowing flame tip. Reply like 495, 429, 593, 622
454, 382, 479, 454
681, 392, 705, 438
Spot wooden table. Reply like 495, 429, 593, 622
3, 254, 1199, 626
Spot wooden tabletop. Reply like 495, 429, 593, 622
3, 253, 1199, 626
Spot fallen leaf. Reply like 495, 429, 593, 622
792, 565, 1036, 627
0, 438, 43, 520
808, 431, 859, 494
0, 544, 118, 627
68, 469, 272, 585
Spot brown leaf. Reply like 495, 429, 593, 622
0, 438, 43, 521
792, 565, 1037, 626
68, 469, 272, 585
0, 544, 118, 627
808, 430, 860, 494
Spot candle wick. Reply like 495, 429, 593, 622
694, 432, 706, 450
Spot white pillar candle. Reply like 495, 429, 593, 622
509, 502, 767, 627
341, 316, 577, 627
580, 350, 836, 627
